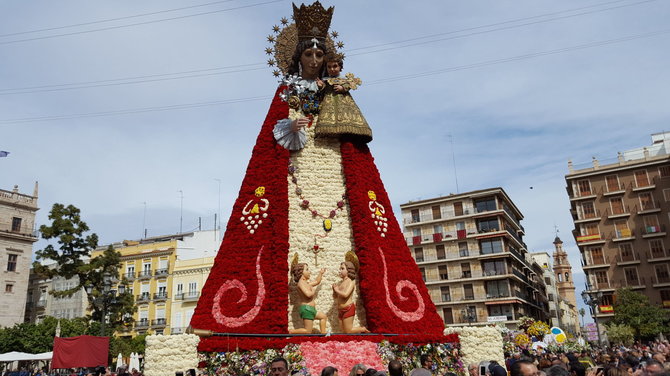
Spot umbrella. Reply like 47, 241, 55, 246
116, 353, 123, 372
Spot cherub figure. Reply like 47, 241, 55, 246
289, 258, 327, 334
332, 252, 369, 333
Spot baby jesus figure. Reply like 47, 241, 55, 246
314, 53, 372, 143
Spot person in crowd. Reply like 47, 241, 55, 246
349, 364, 367, 376
409, 355, 433, 376
467, 364, 479, 376
269, 358, 289, 376
321, 366, 338, 376
365, 370, 379, 376
643, 360, 664, 375
511, 360, 539, 376
388, 360, 404, 376
546, 365, 571, 376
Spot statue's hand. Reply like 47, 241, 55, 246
316, 78, 324, 88
333, 84, 345, 93
319, 268, 326, 275
291, 118, 310, 132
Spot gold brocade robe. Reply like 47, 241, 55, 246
315, 74, 372, 143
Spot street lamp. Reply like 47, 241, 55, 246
461, 307, 476, 326
581, 289, 603, 347
86, 272, 124, 336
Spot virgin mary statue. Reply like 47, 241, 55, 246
190, 1, 444, 351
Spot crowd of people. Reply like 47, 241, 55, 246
266, 339, 670, 376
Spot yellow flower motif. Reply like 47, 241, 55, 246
255, 186, 266, 197
367, 190, 377, 200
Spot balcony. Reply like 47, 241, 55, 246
632, 176, 657, 192
153, 292, 168, 301
612, 229, 634, 242
605, 206, 630, 219
125, 272, 136, 281
35, 299, 47, 308
648, 250, 670, 262
154, 268, 169, 277
619, 277, 645, 289
135, 319, 150, 329
574, 209, 602, 223
138, 270, 152, 280
652, 275, 670, 287
615, 252, 640, 265
603, 183, 626, 196
441, 294, 452, 302
575, 232, 606, 246
638, 203, 661, 215
641, 225, 666, 238
151, 318, 167, 328
171, 327, 184, 334
174, 291, 200, 302
582, 255, 610, 269
136, 292, 151, 303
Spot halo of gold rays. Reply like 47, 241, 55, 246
265, 16, 346, 77
345, 250, 359, 271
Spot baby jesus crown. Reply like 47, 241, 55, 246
292, 1, 334, 43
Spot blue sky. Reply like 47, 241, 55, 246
2, 0, 669, 324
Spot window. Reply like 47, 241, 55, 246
660, 166, 670, 178
545, 277, 551, 285
436, 245, 445, 260
419, 268, 426, 282
594, 271, 609, 288
488, 304, 513, 321
463, 284, 474, 299
6, 254, 17, 272
461, 263, 471, 278
580, 201, 596, 219
411, 209, 420, 223
581, 223, 599, 236
442, 308, 454, 324
618, 243, 634, 262
412, 228, 421, 237
458, 242, 469, 257
480, 239, 503, 254
565, 272, 570, 282
140, 283, 150, 299
440, 286, 451, 302
635, 170, 650, 187
664, 189, 670, 202
486, 280, 509, 298
126, 263, 135, 278
639, 192, 655, 211
11, 217, 21, 232
643, 215, 661, 234
655, 264, 670, 284
188, 282, 197, 293
176, 283, 183, 296
431, 205, 441, 220
589, 247, 605, 265
414, 247, 424, 262
477, 218, 499, 232
433, 224, 443, 235
5, 284, 13, 293
455, 221, 465, 231
624, 267, 639, 285
438, 265, 448, 280
483, 260, 506, 276
610, 197, 625, 215
157, 281, 167, 297
614, 220, 630, 238
475, 197, 497, 213
576, 180, 592, 196
660, 290, 670, 304
453, 202, 464, 216
605, 175, 621, 192
649, 239, 665, 258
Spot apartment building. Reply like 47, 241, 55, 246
566, 132, 670, 322
24, 270, 87, 323
400, 187, 549, 329
93, 229, 219, 337
0, 183, 39, 327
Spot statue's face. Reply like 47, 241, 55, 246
302, 265, 311, 279
339, 263, 347, 278
300, 47, 324, 79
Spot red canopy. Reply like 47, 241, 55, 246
52, 335, 109, 369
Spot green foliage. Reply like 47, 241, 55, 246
606, 323, 635, 346
0, 317, 90, 353
32, 204, 136, 336
612, 288, 669, 339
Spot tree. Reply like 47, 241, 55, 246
0, 317, 90, 353
33, 204, 135, 335
606, 323, 635, 346
611, 288, 669, 339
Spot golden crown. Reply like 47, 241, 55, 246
292, 1, 334, 43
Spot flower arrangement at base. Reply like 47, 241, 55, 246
527, 321, 550, 338
517, 316, 535, 332
144, 334, 200, 376
377, 341, 464, 376
444, 327, 504, 367
199, 343, 308, 376
513, 333, 531, 349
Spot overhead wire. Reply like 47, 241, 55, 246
0, 0, 242, 38
1, 27, 667, 125
0, 0, 656, 95
0, 0, 285, 46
